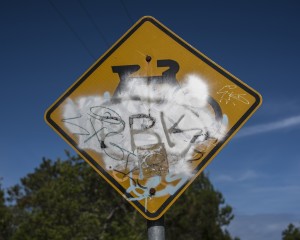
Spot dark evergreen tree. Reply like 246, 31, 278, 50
282, 224, 300, 240
0, 180, 13, 240
2, 153, 239, 239
166, 173, 237, 240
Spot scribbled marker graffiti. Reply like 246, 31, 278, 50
217, 85, 250, 106
62, 59, 228, 208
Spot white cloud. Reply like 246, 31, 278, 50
238, 170, 259, 181
252, 185, 300, 194
228, 213, 300, 240
214, 170, 260, 183
237, 115, 300, 138
214, 174, 234, 182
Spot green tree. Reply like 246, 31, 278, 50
282, 224, 300, 240
166, 173, 237, 240
0, 180, 13, 240
3, 153, 238, 240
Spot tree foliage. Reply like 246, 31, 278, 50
166, 173, 235, 240
1, 153, 238, 239
282, 224, 300, 240
0, 181, 13, 240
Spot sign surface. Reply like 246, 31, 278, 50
45, 16, 262, 220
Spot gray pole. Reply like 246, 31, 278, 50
147, 215, 165, 240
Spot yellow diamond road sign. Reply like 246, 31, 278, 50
45, 16, 262, 220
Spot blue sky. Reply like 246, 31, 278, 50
1, 0, 300, 239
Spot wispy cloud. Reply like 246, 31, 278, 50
237, 115, 300, 138
214, 170, 260, 183
238, 170, 259, 181
228, 213, 300, 240
252, 185, 300, 194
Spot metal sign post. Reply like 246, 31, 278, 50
147, 216, 165, 240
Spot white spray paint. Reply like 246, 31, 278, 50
63, 74, 228, 204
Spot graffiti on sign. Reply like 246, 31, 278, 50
217, 85, 250, 106
62, 59, 228, 210
45, 16, 262, 220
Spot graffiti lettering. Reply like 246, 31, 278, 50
62, 61, 228, 204
217, 85, 250, 106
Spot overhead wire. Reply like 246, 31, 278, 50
119, 0, 134, 25
77, 0, 110, 48
47, 0, 96, 60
